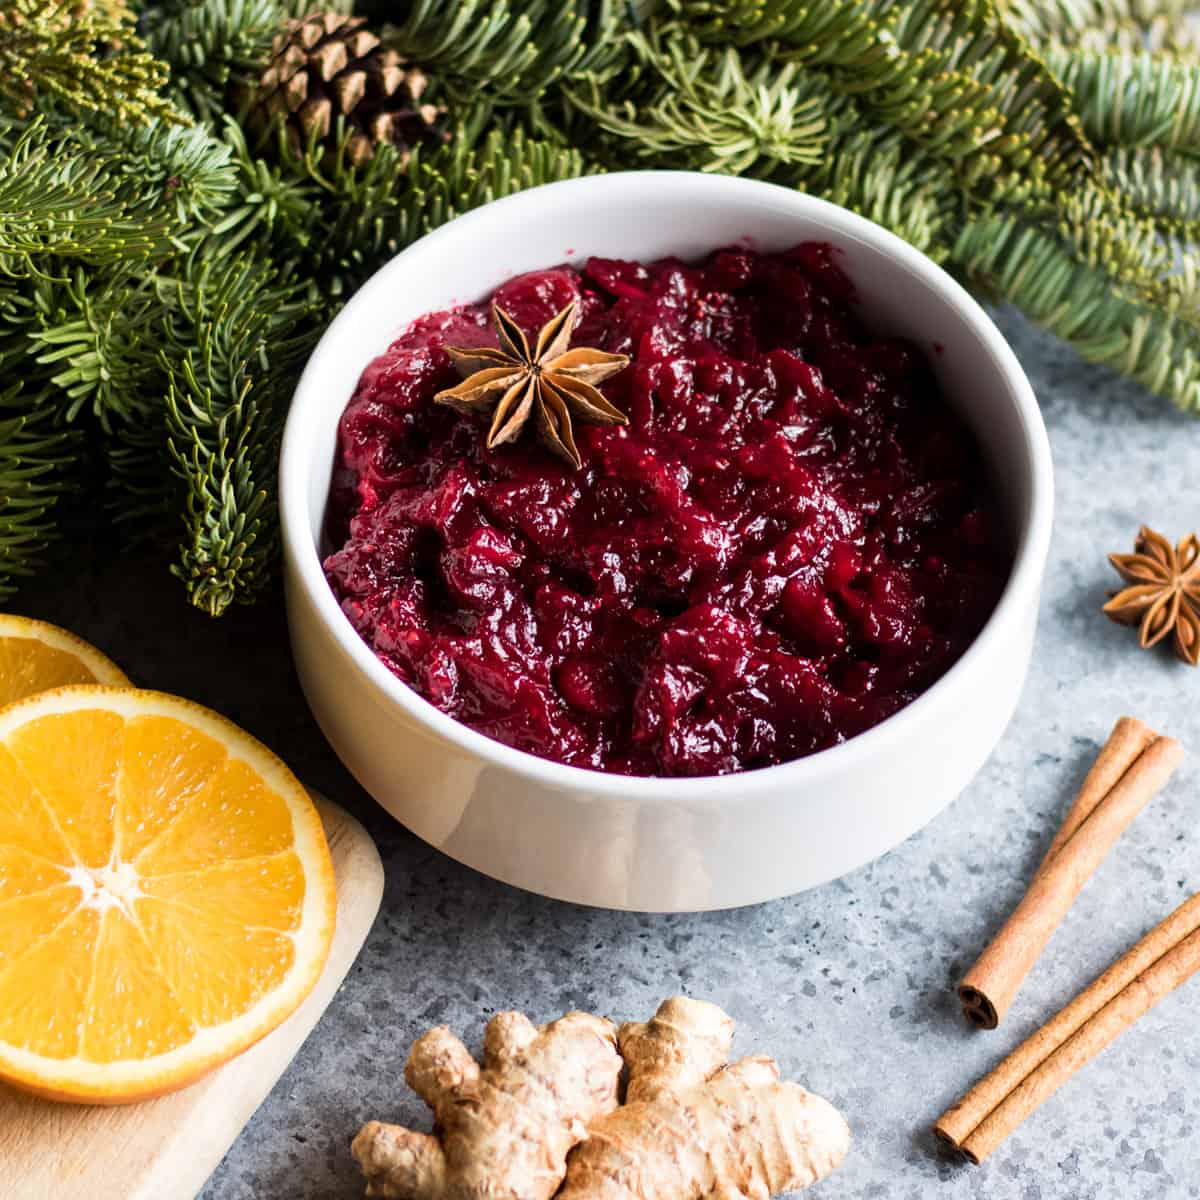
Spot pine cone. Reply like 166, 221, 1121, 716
253, 12, 447, 167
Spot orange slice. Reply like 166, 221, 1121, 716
0, 615, 130, 708
0, 685, 336, 1103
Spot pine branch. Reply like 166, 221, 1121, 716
393, 121, 594, 249
568, 28, 842, 175
997, 0, 1188, 44
159, 254, 318, 428
379, 0, 630, 104
208, 116, 321, 258
0, 384, 79, 600
29, 267, 164, 425
682, 0, 1095, 203
1067, 182, 1170, 275
0, 117, 175, 265
952, 211, 1200, 412
1036, 17, 1200, 61
1042, 45, 1200, 149
0, 262, 192, 526
564, 14, 959, 251
160, 254, 318, 615
141, 0, 288, 123
0, 114, 238, 428
167, 368, 276, 615
1102, 145, 1200, 236
802, 125, 956, 258
1049, 184, 1200, 335
88, 118, 240, 230
0, 0, 177, 125
678, 0, 892, 68
891, 0, 1092, 192
268, 117, 420, 299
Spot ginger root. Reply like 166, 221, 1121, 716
352, 997, 848, 1200
559, 996, 850, 1200
352, 1009, 621, 1200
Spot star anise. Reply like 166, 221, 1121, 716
1103, 525, 1200, 666
434, 301, 630, 468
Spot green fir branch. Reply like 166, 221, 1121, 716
88, 119, 240, 230
167, 369, 277, 615
160, 255, 318, 615
141, 0, 288, 123
953, 211, 1200, 412
1103, 144, 1200, 235
677, 0, 894, 69
381, 0, 629, 104
394, 122, 595, 249
569, 29, 841, 175
208, 116, 321, 258
683, 0, 1095, 202
861, 0, 1094, 198
0, 384, 79, 599
0, 0, 177, 125
1043, 45, 1200, 148
29, 268, 163, 426
1038, 18, 1200, 62
270, 117, 419, 298
997, 0, 1189, 44
804, 125, 956, 258
0, 118, 175, 266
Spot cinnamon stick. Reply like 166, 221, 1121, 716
936, 892, 1200, 1164
1037, 717, 1156, 866
958, 718, 1183, 1029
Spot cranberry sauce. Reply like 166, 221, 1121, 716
324, 245, 1009, 776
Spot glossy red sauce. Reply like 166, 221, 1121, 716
324, 245, 1009, 776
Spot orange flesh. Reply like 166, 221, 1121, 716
0, 637, 101, 707
0, 710, 308, 1065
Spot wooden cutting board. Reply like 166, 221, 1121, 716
0, 794, 384, 1200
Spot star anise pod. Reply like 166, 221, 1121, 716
1103, 525, 1200, 666
434, 301, 629, 468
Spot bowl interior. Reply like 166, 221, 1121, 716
292, 174, 1038, 550
283, 171, 1050, 792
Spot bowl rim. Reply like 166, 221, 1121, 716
280, 169, 1054, 801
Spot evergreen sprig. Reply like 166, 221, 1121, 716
998, 0, 1189, 44
808, 125, 955, 258
570, 30, 839, 175
0, 390, 78, 601
141, 0, 287, 122
0, 0, 176, 124
954, 211, 1200, 410
1044, 44, 1200, 148
161, 254, 319, 614
0, 118, 175, 265
393, 121, 596, 248
1105, 145, 1200, 234
379, 0, 626, 102
0, 271, 73, 583
30, 267, 163, 424
686, 0, 1095, 201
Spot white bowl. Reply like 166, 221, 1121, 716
280, 171, 1053, 912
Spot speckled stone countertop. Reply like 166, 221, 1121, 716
15, 308, 1200, 1199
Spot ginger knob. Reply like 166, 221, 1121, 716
352, 1010, 621, 1200
561, 996, 850, 1200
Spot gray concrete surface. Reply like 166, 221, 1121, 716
14, 307, 1200, 1198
